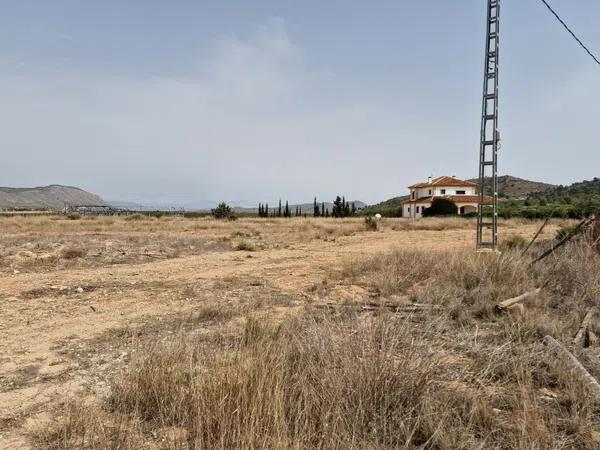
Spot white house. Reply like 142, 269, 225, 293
401, 176, 492, 218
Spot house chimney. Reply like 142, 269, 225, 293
428, 176, 432, 184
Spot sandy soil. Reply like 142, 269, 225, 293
0, 216, 557, 449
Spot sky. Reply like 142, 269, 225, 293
0, 0, 598, 205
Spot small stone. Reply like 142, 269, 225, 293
75, 287, 84, 293
538, 388, 558, 399
13, 269, 20, 274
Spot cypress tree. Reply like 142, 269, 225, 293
284, 201, 290, 218
265, 203, 269, 217
278, 199, 282, 217
333, 196, 342, 217
313, 197, 319, 217
321, 202, 325, 218
351, 202, 357, 215
325, 208, 330, 218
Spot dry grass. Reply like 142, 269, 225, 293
32, 235, 600, 449
1, 215, 593, 448
60, 246, 87, 259
388, 217, 473, 232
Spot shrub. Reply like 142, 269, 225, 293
556, 224, 578, 241
125, 213, 145, 221
66, 213, 81, 220
364, 216, 378, 231
501, 234, 528, 251
149, 210, 165, 219
234, 240, 255, 251
60, 247, 87, 259
212, 202, 235, 220
422, 198, 458, 217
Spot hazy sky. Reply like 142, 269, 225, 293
1, 1, 598, 204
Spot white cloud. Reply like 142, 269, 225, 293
6, 16, 593, 205
1, 18, 432, 204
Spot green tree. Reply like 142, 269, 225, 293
278, 199, 282, 217
332, 196, 343, 217
422, 198, 458, 217
313, 197, 320, 217
211, 202, 234, 220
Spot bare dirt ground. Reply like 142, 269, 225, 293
0, 215, 558, 449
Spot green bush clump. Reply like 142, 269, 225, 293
422, 198, 458, 217
212, 202, 236, 220
556, 224, 578, 241
500, 235, 528, 251
364, 216, 378, 231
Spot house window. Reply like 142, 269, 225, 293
416, 206, 420, 213
411, 191, 415, 200
407, 207, 411, 213
456, 190, 466, 195
441, 189, 446, 195
428, 190, 432, 195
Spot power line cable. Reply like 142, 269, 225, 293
538, 0, 600, 66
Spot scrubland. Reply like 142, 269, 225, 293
1, 214, 599, 449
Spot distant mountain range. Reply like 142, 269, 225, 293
0, 185, 106, 210
2, 175, 589, 213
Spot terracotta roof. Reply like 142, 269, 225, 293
408, 176, 477, 189
402, 195, 493, 205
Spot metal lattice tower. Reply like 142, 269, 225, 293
477, 0, 500, 250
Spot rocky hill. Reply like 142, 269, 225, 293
0, 185, 106, 210
467, 175, 554, 198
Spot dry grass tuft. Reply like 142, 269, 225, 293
234, 240, 256, 252
60, 246, 87, 259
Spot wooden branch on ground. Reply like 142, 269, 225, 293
531, 217, 594, 265
312, 302, 443, 313
543, 335, 600, 400
574, 308, 597, 347
496, 288, 541, 312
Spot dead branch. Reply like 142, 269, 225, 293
531, 217, 594, 265
543, 335, 600, 400
522, 212, 554, 256
573, 308, 597, 347
312, 302, 443, 313
496, 288, 541, 312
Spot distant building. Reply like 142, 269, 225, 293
401, 176, 493, 218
